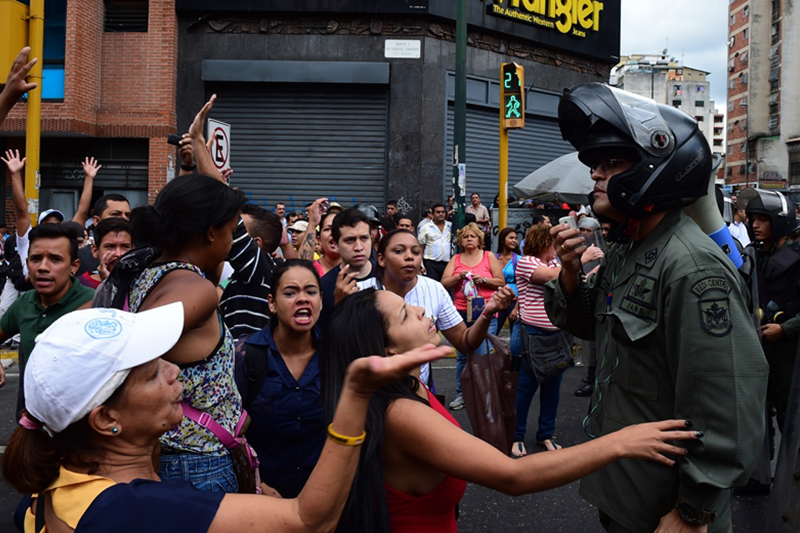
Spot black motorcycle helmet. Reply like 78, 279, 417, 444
744, 189, 796, 239
558, 83, 712, 218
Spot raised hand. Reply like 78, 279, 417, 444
1, 149, 26, 175
189, 94, 216, 142
345, 343, 452, 398
3, 47, 37, 100
484, 285, 515, 316
178, 133, 195, 168
81, 157, 102, 180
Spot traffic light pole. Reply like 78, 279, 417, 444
499, 62, 524, 231
25, 0, 44, 228
451, 0, 466, 250
499, 121, 508, 229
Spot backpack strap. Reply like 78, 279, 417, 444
237, 334, 270, 410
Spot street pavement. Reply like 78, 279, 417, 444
0, 350, 774, 532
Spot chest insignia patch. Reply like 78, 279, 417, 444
644, 248, 658, 265
698, 298, 732, 337
626, 274, 657, 306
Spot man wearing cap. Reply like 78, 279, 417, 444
288, 220, 308, 251
0, 223, 95, 415
545, 84, 767, 532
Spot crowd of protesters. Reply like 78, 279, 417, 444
0, 46, 786, 533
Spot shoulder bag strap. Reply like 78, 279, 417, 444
181, 402, 246, 449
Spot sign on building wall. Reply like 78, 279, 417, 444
207, 118, 231, 174
487, 0, 605, 38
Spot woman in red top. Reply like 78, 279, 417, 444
322, 289, 700, 533
440, 222, 504, 409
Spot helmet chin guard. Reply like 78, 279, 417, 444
559, 83, 712, 219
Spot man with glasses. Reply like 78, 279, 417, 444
545, 83, 767, 533
418, 203, 452, 282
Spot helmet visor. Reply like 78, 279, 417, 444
560, 84, 675, 158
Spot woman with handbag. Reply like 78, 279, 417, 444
233, 259, 326, 498
321, 289, 700, 533
357, 229, 515, 389
440, 223, 505, 409
512, 224, 586, 457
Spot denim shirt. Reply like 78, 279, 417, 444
234, 324, 324, 498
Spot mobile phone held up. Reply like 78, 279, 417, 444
558, 215, 577, 230
167, 134, 182, 146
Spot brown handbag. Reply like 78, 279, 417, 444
460, 333, 519, 455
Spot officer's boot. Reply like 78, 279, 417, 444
575, 365, 595, 397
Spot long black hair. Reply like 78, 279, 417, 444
129, 175, 246, 251
320, 289, 428, 533
496, 227, 521, 255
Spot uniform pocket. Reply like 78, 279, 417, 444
606, 316, 659, 401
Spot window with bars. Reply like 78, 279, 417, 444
104, 0, 148, 32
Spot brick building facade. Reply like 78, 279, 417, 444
1, 0, 177, 229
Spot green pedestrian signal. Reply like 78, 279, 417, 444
500, 63, 524, 129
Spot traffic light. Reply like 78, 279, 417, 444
500, 62, 524, 129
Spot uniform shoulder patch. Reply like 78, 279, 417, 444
698, 298, 732, 337
690, 277, 731, 298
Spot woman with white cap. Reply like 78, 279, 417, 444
2, 303, 449, 532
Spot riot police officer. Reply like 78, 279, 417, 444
544, 83, 768, 533
746, 190, 800, 433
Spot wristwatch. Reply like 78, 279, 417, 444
181, 163, 197, 171
675, 501, 717, 525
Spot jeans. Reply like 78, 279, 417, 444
514, 323, 563, 442
159, 451, 239, 493
455, 311, 489, 393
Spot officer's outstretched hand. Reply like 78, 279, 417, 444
551, 212, 586, 295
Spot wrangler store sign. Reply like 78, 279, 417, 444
488, 0, 604, 37
483, 0, 619, 62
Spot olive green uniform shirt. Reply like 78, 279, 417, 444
544, 209, 768, 532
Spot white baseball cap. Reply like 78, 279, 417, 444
38, 209, 65, 224
25, 303, 185, 434
289, 220, 309, 233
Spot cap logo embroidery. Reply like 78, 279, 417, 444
85, 318, 123, 339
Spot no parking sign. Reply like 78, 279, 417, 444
207, 118, 231, 173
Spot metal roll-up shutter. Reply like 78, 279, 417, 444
445, 104, 573, 200
210, 84, 388, 210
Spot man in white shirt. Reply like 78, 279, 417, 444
728, 205, 751, 247
418, 203, 452, 282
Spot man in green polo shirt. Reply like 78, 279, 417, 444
0, 224, 95, 416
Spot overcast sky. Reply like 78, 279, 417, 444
620, 0, 728, 110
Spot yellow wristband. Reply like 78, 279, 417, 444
327, 423, 366, 446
